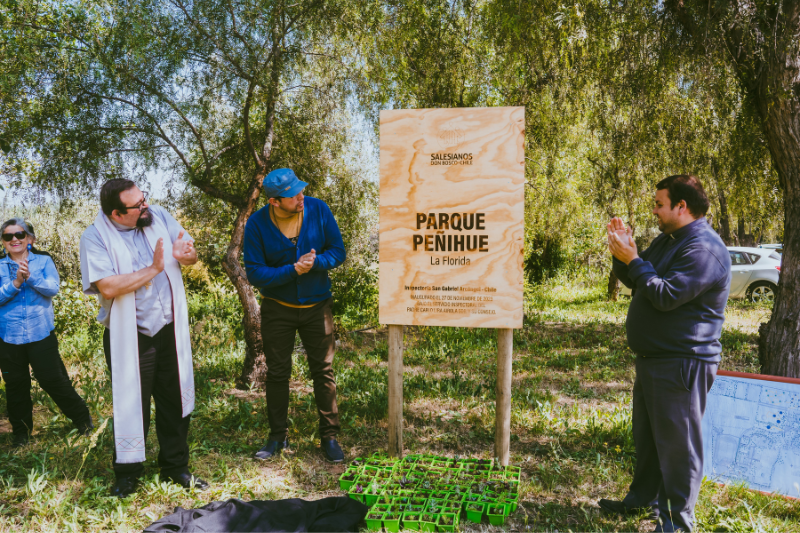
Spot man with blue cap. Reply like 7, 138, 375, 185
244, 168, 346, 462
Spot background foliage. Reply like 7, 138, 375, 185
0, 0, 794, 529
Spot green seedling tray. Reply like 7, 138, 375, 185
419, 514, 438, 532
383, 515, 401, 533
487, 507, 505, 526
465, 502, 485, 523
338, 472, 359, 491
364, 512, 383, 531
402, 512, 421, 531
437, 512, 458, 532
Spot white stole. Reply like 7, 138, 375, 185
92, 211, 195, 463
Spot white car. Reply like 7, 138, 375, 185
619, 246, 782, 302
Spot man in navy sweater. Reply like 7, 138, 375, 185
244, 168, 346, 463
599, 175, 731, 532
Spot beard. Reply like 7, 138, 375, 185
135, 208, 154, 228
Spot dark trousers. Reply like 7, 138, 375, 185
0, 332, 91, 436
623, 357, 717, 532
103, 323, 190, 479
261, 297, 340, 441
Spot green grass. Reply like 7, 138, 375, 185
0, 283, 797, 531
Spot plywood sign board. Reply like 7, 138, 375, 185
702, 370, 800, 498
379, 107, 525, 329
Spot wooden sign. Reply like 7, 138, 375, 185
379, 107, 525, 329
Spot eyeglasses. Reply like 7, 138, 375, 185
2, 231, 27, 242
123, 191, 149, 211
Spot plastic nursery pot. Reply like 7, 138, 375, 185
364, 491, 381, 506
446, 492, 464, 503
420, 513, 438, 533
442, 504, 462, 516
480, 496, 498, 508
383, 512, 401, 533
486, 506, 506, 526
410, 497, 428, 506
402, 512, 421, 531
465, 502, 485, 524
374, 503, 391, 514
364, 511, 384, 531
362, 466, 381, 476
349, 457, 365, 467
338, 472, 359, 491
437, 513, 458, 532
426, 498, 446, 511
347, 484, 365, 503
501, 494, 519, 513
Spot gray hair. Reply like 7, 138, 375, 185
0, 218, 36, 239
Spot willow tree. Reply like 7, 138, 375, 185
660, 0, 800, 376
1, 0, 371, 386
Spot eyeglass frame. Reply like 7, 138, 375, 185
121, 191, 149, 211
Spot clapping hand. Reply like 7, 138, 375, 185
607, 217, 638, 264
13, 259, 29, 288
294, 248, 316, 275
151, 238, 165, 272
172, 230, 194, 261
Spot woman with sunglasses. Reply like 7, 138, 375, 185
0, 218, 93, 448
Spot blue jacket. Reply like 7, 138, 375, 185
244, 196, 346, 304
0, 251, 60, 344
613, 217, 731, 362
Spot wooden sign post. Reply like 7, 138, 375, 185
379, 107, 525, 465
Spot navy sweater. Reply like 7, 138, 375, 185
613, 217, 731, 362
244, 197, 346, 305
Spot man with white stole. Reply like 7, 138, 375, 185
79, 179, 208, 497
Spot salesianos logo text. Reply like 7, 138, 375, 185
430, 152, 473, 166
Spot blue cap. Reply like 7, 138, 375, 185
263, 168, 308, 199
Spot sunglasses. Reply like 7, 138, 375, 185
2, 231, 27, 242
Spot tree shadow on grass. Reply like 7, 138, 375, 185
507, 500, 653, 533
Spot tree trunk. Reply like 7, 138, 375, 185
222, 168, 268, 389
717, 185, 734, 245
737, 218, 756, 247
756, 62, 800, 377
607, 269, 619, 301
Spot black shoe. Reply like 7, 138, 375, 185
11, 434, 29, 448
164, 471, 210, 491
110, 476, 140, 498
254, 439, 289, 460
598, 498, 659, 519
321, 437, 344, 463
76, 418, 95, 437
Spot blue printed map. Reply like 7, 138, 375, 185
702, 374, 800, 497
